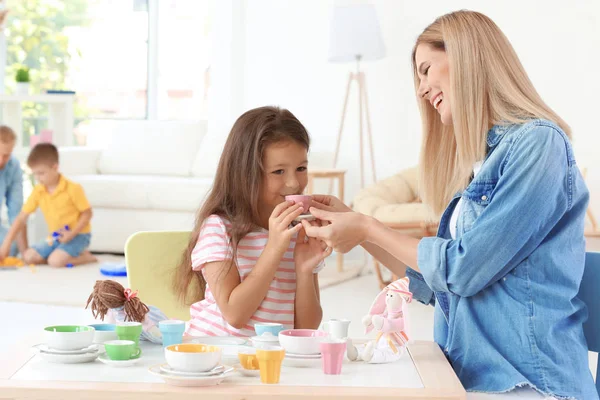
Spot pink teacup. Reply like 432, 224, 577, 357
319, 338, 346, 375
285, 195, 312, 213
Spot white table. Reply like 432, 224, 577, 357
0, 338, 465, 399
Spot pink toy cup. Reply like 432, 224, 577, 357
284, 195, 312, 213
319, 338, 346, 375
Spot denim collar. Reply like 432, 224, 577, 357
486, 125, 509, 148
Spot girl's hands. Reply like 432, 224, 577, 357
294, 223, 332, 275
266, 201, 304, 254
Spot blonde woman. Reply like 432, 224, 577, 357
304, 10, 597, 399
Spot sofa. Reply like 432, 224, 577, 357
17, 120, 216, 253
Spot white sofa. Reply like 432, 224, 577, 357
35, 120, 215, 253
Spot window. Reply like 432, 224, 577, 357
2, 0, 212, 145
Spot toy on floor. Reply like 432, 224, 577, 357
47, 225, 70, 245
0, 257, 36, 273
0, 256, 24, 267
347, 277, 412, 364
100, 263, 127, 277
85, 280, 168, 344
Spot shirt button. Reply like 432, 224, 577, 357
503, 278, 507, 281
481, 195, 488, 201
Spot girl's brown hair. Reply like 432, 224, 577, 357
174, 106, 310, 305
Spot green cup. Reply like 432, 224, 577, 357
104, 340, 141, 361
115, 322, 143, 347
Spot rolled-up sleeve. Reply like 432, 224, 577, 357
417, 125, 573, 297
406, 267, 435, 306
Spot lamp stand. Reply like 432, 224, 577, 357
330, 56, 377, 195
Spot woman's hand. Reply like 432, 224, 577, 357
267, 201, 304, 254
301, 207, 371, 254
294, 224, 333, 275
310, 194, 352, 213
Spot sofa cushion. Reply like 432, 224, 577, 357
72, 175, 213, 212
97, 120, 207, 177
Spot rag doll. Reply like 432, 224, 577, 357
85, 280, 168, 343
347, 277, 412, 363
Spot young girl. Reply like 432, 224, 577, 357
174, 106, 332, 337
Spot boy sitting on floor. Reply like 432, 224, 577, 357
0, 143, 97, 267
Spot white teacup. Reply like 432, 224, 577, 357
321, 319, 351, 339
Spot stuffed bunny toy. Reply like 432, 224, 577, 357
347, 277, 412, 363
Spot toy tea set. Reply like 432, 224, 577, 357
31, 209, 413, 387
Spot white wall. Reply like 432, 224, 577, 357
224, 0, 600, 223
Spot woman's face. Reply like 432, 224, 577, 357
415, 44, 452, 125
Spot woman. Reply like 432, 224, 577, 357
304, 10, 597, 399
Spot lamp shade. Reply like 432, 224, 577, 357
328, 4, 386, 63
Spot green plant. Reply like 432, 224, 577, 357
15, 67, 30, 83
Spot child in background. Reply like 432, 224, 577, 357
174, 106, 331, 337
0, 143, 97, 267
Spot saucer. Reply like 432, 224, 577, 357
38, 350, 99, 364
251, 333, 279, 343
233, 363, 260, 377
285, 352, 321, 359
33, 343, 99, 355
98, 353, 141, 367
293, 213, 316, 222
149, 364, 233, 387
186, 336, 247, 346
159, 364, 225, 377
282, 356, 322, 368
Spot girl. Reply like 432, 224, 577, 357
174, 106, 331, 337
302, 10, 597, 400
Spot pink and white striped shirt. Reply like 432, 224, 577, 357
186, 215, 324, 337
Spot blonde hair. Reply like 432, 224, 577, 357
412, 10, 570, 215
0, 125, 16, 143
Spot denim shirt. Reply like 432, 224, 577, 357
407, 120, 597, 399
0, 157, 23, 226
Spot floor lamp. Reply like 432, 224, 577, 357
328, 4, 386, 191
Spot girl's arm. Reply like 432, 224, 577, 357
294, 272, 322, 329
201, 202, 304, 329
202, 244, 283, 330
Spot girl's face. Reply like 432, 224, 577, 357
260, 140, 308, 218
415, 44, 452, 125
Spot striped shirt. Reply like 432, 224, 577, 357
186, 215, 324, 337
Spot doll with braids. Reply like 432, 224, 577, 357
86, 280, 169, 343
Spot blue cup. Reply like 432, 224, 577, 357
254, 322, 284, 337
159, 320, 186, 348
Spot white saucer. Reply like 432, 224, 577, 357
285, 352, 321, 359
149, 364, 233, 387
33, 343, 99, 355
233, 363, 260, 377
38, 350, 99, 364
159, 364, 225, 377
282, 356, 322, 368
293, 213, 316, 222
251, 333, 279, 343
98, 353, 141, 367
187, 336, 247, 346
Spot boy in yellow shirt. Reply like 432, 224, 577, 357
0, 143, 97, 267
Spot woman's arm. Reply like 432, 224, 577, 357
303, 208, 420, 271
308, 196, 411, 274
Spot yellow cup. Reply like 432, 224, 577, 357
238, 349, 259, 370
256, 346, 285, 384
